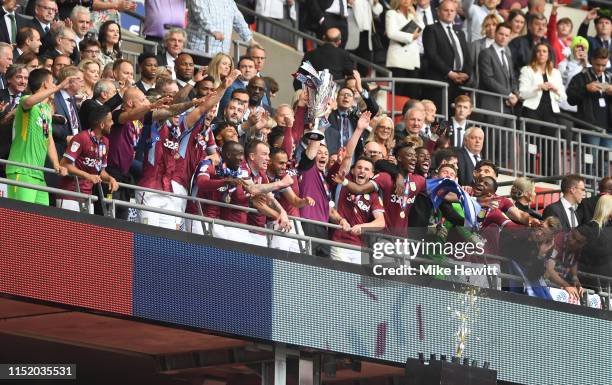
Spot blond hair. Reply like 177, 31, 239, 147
510, 177, 535, 201
368, 115, 395, 151
592, 195, 612, 229
208, 52, 234, 88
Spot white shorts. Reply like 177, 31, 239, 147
212, 223, 267, 247
136, 191, 179, 230
269, 220, 304, 253
171, 181, 188, 230
57, 199, 94, 214
330, 245, 364, 264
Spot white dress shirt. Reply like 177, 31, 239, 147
451, 117, 466, 147
416, 5, 434, 26
560, 196, 578, 228
326, 0, 348, 16
466, 148, 481, 167
440, 20, 464, 70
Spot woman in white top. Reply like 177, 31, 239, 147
255, 0, 297, 47
385, 0, 424, 97
347, 0, 384, 75
519, 42, 566, 136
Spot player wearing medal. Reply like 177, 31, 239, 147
58, 105, 117, 213
334, 141, 426, 237
194, 141, 285, 245
244, 139, 293, 247
6, 68, 76, 205
267, 147, 316, 253
139, 92, 221, 229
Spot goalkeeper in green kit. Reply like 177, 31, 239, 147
6, 68, 79, 205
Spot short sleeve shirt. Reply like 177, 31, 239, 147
59, 130, 109, 195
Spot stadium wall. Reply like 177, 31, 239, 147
0, 198, 610, 385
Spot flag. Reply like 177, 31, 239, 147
426, 178, 481, 229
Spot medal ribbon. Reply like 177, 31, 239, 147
88, 130, 104, 173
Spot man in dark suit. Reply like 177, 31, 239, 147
543, 174, 586, 231
422, 0, 472, 110
79, 78, 122, 130
308, 0, 349, 49
324, 86, 369, 156
455, 126, 484, 186
0, 64, 29, 177
25, 0, 58, 53
0, 42, 13, 89
156, 28, 186, 76
53, 65, 83, 158
578, 10, 611, 63
44, 26, 79, 63
293, 27, 354, 90
508, 13, 550, 79
13, 27, 43, 61
566, 48, 612, 132
0, 0, 29, 45
578, 176, 612, 225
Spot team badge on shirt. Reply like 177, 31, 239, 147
70, 141, 80, 153
409, 182, 416, 191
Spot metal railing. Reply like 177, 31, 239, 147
234, 4, 392, 77
1, 157, 611, 309
362, 77, 450, 119
121, 34, 159, 65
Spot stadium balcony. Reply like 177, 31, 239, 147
1, 159, 612, 385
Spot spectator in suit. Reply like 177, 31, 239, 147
156, 28, 186, 77
543, 174, 586, 231
52, 65, 83, 158
174, 52, 199, 100
79, 79, 122, 130
0, 43, 12, 90
79, 39, 101, 61
398, 106, 425, 144
309, 0, 350, 49
385, 0, 425, 98
69, 6, 91, 61
578, 176, 612, 225
509, 13, 549, 79
45, 26, 79, 64
26, 0, 58, 52
0, 64, 29, 176
343, 70, 379, 115
478, 23, 519, 120
324, 86, 369, 156
455, 126, 484, 186
566, 48, 612, 146
0, 0, 28, 45
422, 0, 471, 109
469, 14, 500, 88
97, 20, 122, 67
578, 8, 611, 64
293, 27, 354, 90
135, 52, 158, 94
444, 94, 473, 149
14, 27, 43, 60
51, 54, 71, 81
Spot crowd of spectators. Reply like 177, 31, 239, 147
0, 0, 610, 309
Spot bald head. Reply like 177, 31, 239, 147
364, 141, 385, 161
324, 28, 342, 45
123, 87, 148, 110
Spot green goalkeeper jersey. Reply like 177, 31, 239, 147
6, 97, 53, 180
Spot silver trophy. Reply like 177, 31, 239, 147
293, 62, 337, 142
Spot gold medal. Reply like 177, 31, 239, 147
174, 152, 180, 160
400, 211, 406, 218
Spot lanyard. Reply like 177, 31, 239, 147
88, 130, 105, 172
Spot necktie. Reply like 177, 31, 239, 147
340, 112, 350, 147
473, 153, 480, 165
7, 13, 16, 44
339, 0, 346, 17
44, 26, 49, 34
603, 40, 609, 49
501, 49, 509, 76
447, 26, 462, 71
68, 97, 79, 133
569, 207, 576, 228
9, 94, 17, 110
456, 125, 463, 147
423, 10, 429, 25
